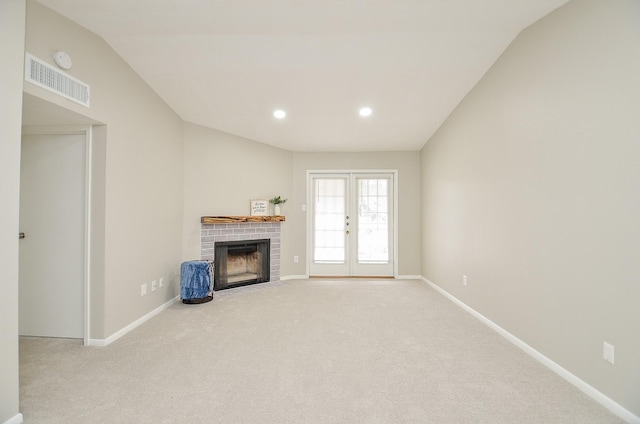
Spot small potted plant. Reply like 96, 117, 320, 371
269, 196, 287, 215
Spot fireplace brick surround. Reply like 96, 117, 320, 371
201, 221, 282, 285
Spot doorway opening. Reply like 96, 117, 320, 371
19, 126, 92, 343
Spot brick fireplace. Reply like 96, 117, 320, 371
200, 216, 284, 289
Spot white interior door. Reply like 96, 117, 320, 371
19, 132, 85, 338
309, 172, 394, 277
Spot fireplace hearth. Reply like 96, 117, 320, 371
214, 239, 270, 290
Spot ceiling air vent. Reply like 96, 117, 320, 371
25, 53, 90, 107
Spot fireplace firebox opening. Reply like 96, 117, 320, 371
214, 239, 270, 290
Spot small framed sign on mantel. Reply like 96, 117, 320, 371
250, 199, 269, 216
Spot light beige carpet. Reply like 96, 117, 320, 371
20, 279, 624, 423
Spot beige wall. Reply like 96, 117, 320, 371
182, 135, 421, 278
291, 152, 421, 277
182, 123, 294, 262
24, 1, 185, 339
421, 0, 640, 416
0, 1, 26, 421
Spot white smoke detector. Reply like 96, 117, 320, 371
53, 51, 72, 70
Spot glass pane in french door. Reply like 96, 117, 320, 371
313, 177, 346, 263
356, 178, 389, 263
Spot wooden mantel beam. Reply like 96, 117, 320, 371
201, 215, 286, 224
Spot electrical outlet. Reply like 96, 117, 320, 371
151, 280, 157, 292
159, 277, 164, 288
603, 342, 615, 364
294, 255, 299, 263
141, 283, 147, 296
462, 275, 468, 287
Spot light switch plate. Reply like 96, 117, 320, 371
603, 341, 615, 364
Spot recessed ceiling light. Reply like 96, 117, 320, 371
359, 107, 372, 117
273, 109, 286, 119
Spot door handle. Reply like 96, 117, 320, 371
19, 232, 25, 239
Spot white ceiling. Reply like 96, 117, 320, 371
36, 0, 569, 152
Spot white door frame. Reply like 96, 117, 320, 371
21, 125, 92, 345
306, 169, 399, 278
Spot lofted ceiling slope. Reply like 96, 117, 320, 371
36, 0, 569, 152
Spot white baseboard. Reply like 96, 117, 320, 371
280, 275, 309, 281
88, 296, 180, 347
421, 277, 640, 424
281, 275, 424, 281
3, 413, 23, 424
396, 274, 422, 280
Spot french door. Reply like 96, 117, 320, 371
309, 172, 395, 277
